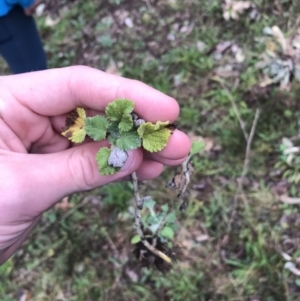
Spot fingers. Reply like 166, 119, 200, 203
1, 137, 184, 218
0, 66, 190, 162
29, 133, 70, 154
1, 143, 145, 215
117, 160, 165, 182
145, 130, 191, 162
5, 66, 179, 122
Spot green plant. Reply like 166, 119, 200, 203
275, 138, 300, 184
6, 0, 300, 299
62, 99, 203, 268
62, 99, 173, 175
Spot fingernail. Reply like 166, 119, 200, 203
120, 151, 136, 172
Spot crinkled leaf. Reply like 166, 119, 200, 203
119, 114, 134, 132
161, 226, 175, 239
96, 147, 119, 175
61, 108, 86, 143
106, 99, 134, 119
131, 235, 141, 244
105, 99, 134, 132
108, 134, 118, 145
107, 122, 120, 145
190, 141, 206, 155
137, 121, 171, 152
116, 130, 141, 150
108, 147, 128, 168
85, 115, 109, 141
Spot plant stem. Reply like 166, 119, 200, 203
131, 172, 172, 264
154, 153, 193, 239
227, 108, 260, 234
131, 171, 143, 210
177, 154, 192, 198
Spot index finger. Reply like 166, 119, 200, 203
4, 66, 180, 122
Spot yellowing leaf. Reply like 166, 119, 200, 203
137, 121, 171, 152
62, 108, 87, 143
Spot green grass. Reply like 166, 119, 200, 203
2, 0, 300, 300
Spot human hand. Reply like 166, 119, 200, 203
0, 66, 191, 264
23, 0, 41, 16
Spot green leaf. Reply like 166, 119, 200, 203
119, 114, 134, 132
166, 211, 177, 223
107, 122, 120, 145
85, 115, 109, 141
0, 259, 13, 274
106, 99, 134, 119
96, 147, 120, 175
161, 204, 169, 212
131, 235, 141, 244
190, 140, 206, 155
137, 121, 171, 152
116, 130, 142, 150
161, 226, 175, 239
61, 108, 87, 143
144, 199, 156, 210
167, 241, 173, 248
147, 215, 159, 224
105, 99, 134, 132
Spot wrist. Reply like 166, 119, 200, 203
0, 216, 42, 265
0, 247, 9, 265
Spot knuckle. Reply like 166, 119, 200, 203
68, 147, 99, 191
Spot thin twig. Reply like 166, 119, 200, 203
59, 196, 91, 224
177, 154, 192, 198
131, 171, 143, 210
35, 196, 93, 235
131, 172, 172, 264
220, 82, 249, 142
131, 173, 145, 238
290, 133, 300, 141
243, 108, 260, 178
100, 227, 120, 259
227, 109, 260, 234
143, 0, 152, 10
154, 206, 171, 239
143, 240, 172, 263
279, 194, 300, 204
154, 154, 192, 238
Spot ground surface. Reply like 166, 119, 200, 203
2, 0, 300, 300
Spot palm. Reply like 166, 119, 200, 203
0, 66, 191, 264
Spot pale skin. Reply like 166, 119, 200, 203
0, 66, 191, 265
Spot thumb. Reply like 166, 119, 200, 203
14, 142, 143, 214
